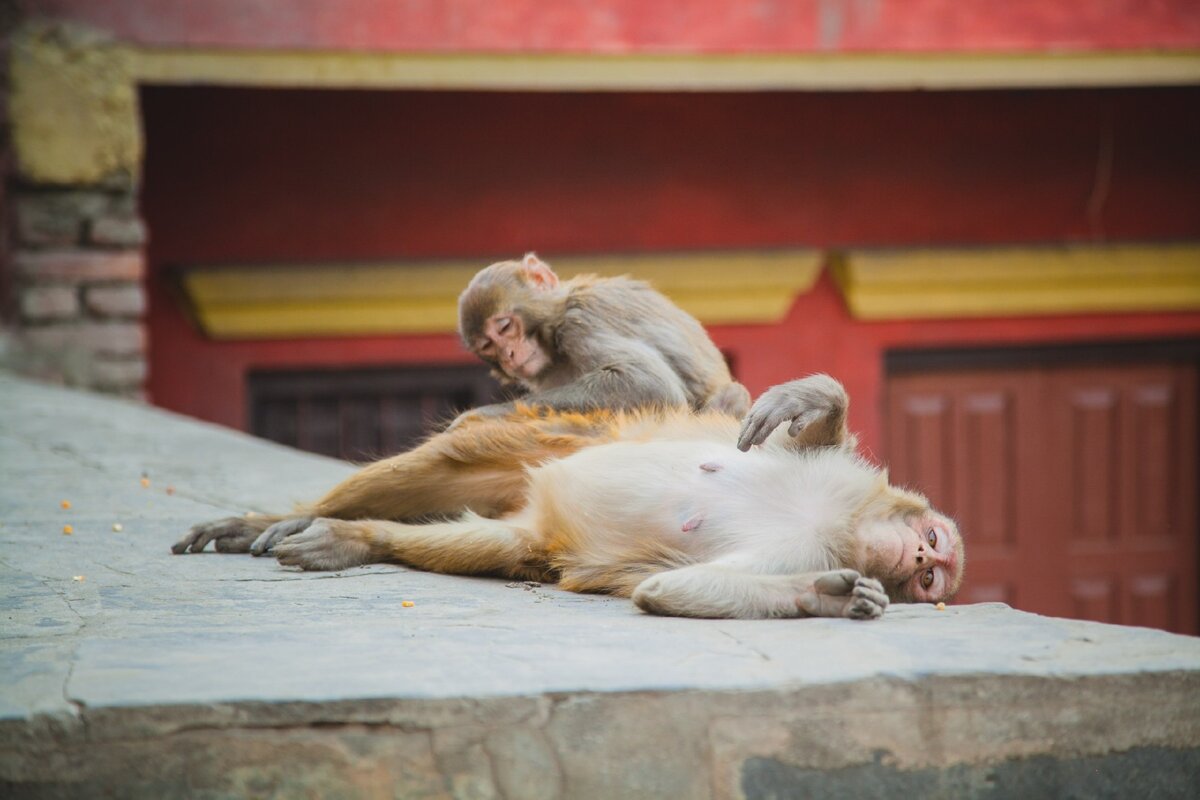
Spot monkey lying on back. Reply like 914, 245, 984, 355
174, 375, 964, 620
453, 252, 751, 423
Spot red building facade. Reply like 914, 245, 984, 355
7, 1, 1200, 629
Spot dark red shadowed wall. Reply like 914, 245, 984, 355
140, 86, 1200, 452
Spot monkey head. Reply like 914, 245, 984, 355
856, 506, 965, 604
458, 253, 561, 385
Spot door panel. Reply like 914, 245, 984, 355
887, 361, 1197, 634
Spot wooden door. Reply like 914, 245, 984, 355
886, 362, 1197, 633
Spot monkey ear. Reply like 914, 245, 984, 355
521, 252, 560, 290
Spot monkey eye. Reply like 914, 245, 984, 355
921, 569, 935, 590
927, 528, 937, 547
496, 317, 513, 334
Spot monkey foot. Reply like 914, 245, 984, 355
172, 516, 264, 554
272, 519, 375, 571
250, 516, 315, 556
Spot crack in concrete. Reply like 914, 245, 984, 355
715, 627, 773, 662
215, 569, 406, 583
0, 426, 108, 471
0, 557, 92, 722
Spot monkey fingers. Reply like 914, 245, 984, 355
738, 375, 849, 451
171, 515, 272, 554
736, 405, 791, 451
846, 577, 889, 620
249, 516, 315, 556
797, 569, 889, 620
273, 519, 374, 572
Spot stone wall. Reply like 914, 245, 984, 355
7, 186, 147, 394
3, 20, 147, 396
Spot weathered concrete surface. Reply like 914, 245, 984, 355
1, 372, 1198, 798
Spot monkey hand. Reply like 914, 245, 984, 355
172, 515, 272, 554
795, 569, 889, 620
737, 374, 848, 451
272, 519, 376, 571
249, 517, 316, 556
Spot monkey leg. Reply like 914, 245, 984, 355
271, 513, 550, 580
631, 565, 888, 620
736, 373, 856, 452
305, 411, 614, 522
171, 513, 283, 554
181, 411, 614, 556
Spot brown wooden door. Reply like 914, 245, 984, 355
886, 362, 1197, 633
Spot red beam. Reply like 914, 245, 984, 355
27, 0, 1200, 53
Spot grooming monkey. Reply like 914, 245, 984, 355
452, 252, 752, 424
174, 375, 964, 620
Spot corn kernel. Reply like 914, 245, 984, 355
62, 525, 74, 535
402, 600, 415, 608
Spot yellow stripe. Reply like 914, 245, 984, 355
833, 244, 1200, 320
183, 250, 822, 339
132, 49, 1200, 91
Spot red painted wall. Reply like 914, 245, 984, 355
141, 86, 1200, 454
27, 0, 1200, 52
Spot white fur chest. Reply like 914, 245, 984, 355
686, 445, 881, 574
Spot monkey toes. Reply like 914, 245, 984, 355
249, 516, 315, 556
272, 519, 375, 571
171, 516, 263, 554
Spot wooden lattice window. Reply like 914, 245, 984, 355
248, 365, 504, 461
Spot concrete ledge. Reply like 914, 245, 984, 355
1, 373, 1198, 798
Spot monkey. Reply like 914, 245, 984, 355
452, 252, 752, 425
173, 375, 964, 620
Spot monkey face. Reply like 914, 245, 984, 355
858, 510, 964, 604
473, 313, 551, 382
896, 511, 963, 603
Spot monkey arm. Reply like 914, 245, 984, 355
525, 333, 690, 412
630, 564, 888, 619
271, 513, 550, 580
736, 374, 856, 452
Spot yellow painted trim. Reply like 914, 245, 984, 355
833, 244, 1200, 320
132, 49, 1200, 91
182, 250, 822, 339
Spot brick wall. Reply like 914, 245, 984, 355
5, 185, 148, 396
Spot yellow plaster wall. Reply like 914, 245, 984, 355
8, 22, 141, 185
